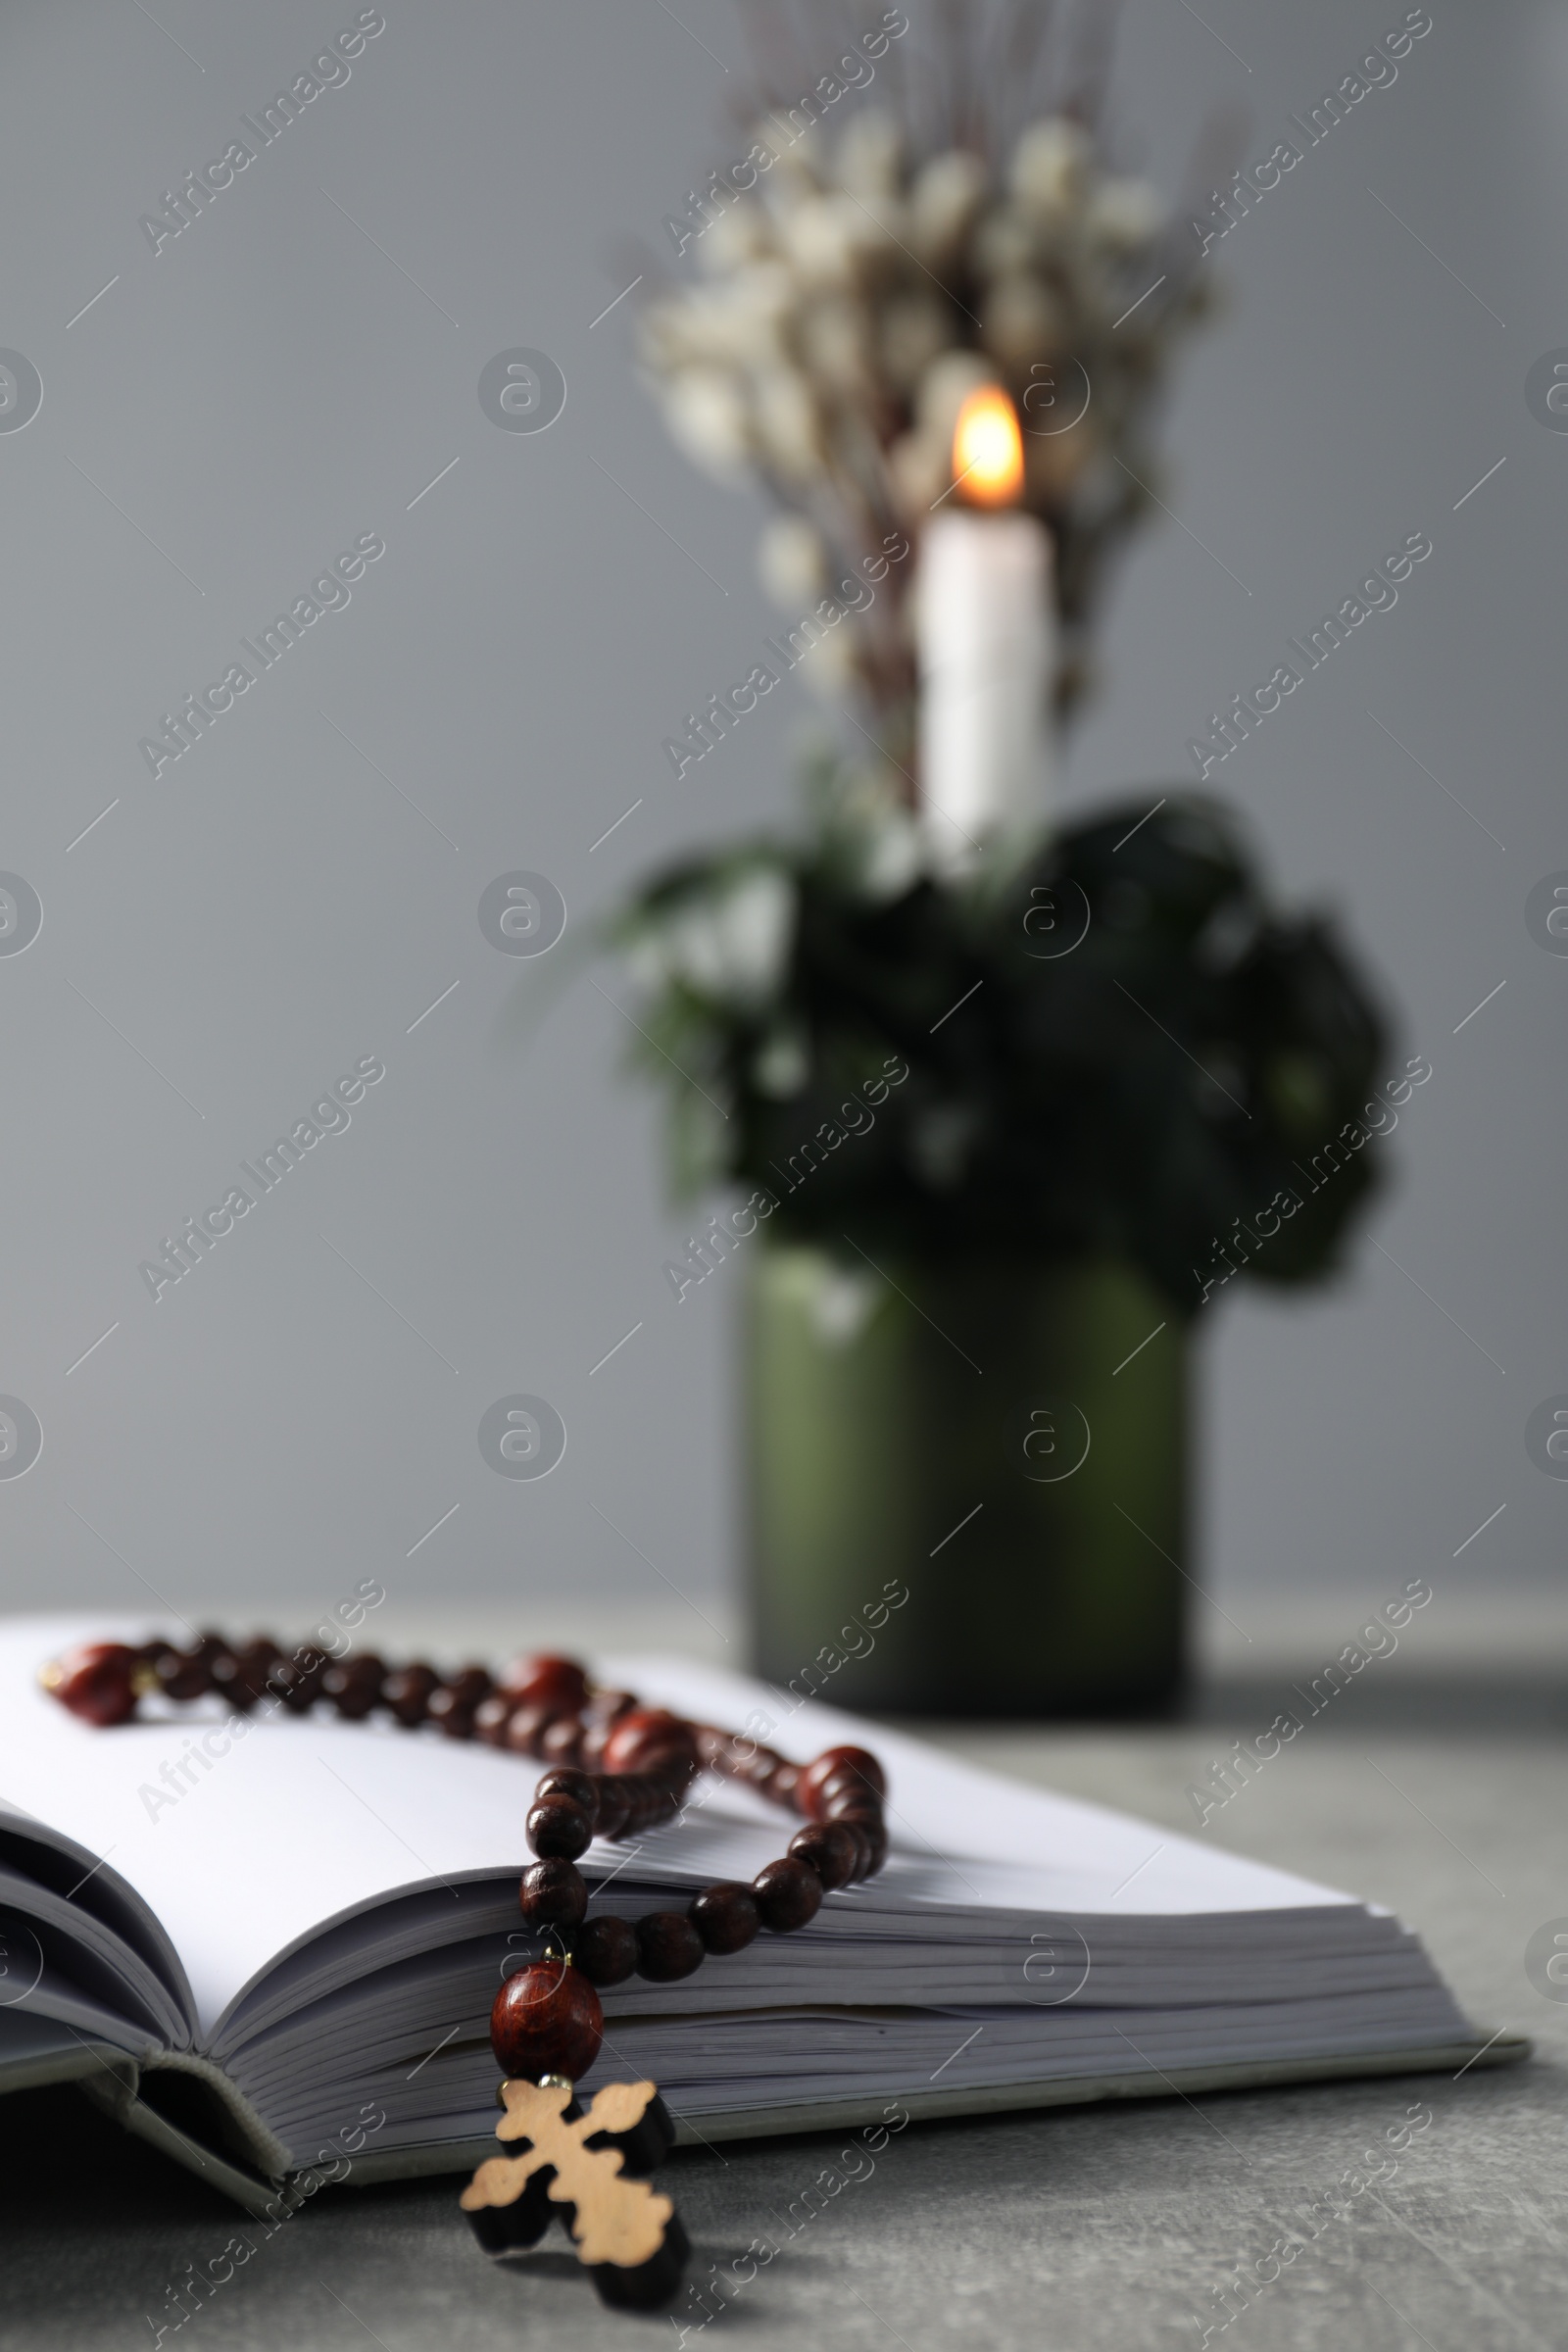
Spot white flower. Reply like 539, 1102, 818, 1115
754, 367, 822, 479
1010, 117, 1092, 219
654, 866, 796, 1009
837, 111, 903, 198
632, 76, 1204, 743
819, 769, 926, 898
801, 298, 870, 394
645, 294, 734, 368
753, 1024, 810, 1097
726, 262, 795, 343
662, 268, 795, 368
908, 150, 989, 258
758, 515, 828, 607
698, 202, 775, 275
662, 369, 752, 482
1086, 176, 1164, 250
837, 189, 908, 270
780, 195, 857, 284
762, 116, 826, 192
854, 805, 924, 899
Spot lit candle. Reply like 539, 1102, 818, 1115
916, 385, 1054, 867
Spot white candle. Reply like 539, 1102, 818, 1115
917, 386, 1054, 868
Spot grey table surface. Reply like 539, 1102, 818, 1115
9, 1681, 1566, 2352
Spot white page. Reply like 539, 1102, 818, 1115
0, 1617, 1352, 2039
603, 1655, 1356, 1919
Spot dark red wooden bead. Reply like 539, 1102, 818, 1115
613, 1779, 657, 1836
518, 1858, 588, 1930
502, 1702, 556, 1757
426, 1694, 476, 1739
854, 1817, 889, 1878
693, 1724, 733, 1770
497, 1654, 589, 1713
44, 1642, 142, 1727
534, 1767, 597, 1818
797, 1745, 886, 1819
833, 1743, 886, 1795
592, 1779, 630, 1840
635, 1912, 705, 1983
539, 1714, 585, 1768
155, 1646, 213, 1702
753, 1856, 823, 1932
789, 1822, 859, 1891
526, 1795, 592, 1861
822, 1789, 882, 1831
133, 1642, 182, 1695
259, 1651, 308, 1712
817, 1771, 881, 1819
428, 1670, 489, 1739
473, 1692, 514, 1745
602, 1708, 698, 1778
651, 1750, 701, 1796
256, 1654, 294, 1708
625, 1780, 677, 1832
836, 1820, 872, 1880
642, 1773, 681, 1813
491, 1961, 602, 2082
689, 1882, 760, 1954
206, 1647, 253, 1710
765, 1761, 802, 1806
230, 1640, 286, 1704
382, 1663, 439, 1727
264, 1656, 295, 1707
321, 1656, 385, 1720
580, 1687, 635, 1724
133, 1637, 178, 1693
442, 1665, 494, 1707
574, 1914, 638, 1987
577, 1718, 613, 1771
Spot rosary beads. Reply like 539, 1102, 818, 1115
43, 1635, 888, 2082
44, 1634, 889, 2308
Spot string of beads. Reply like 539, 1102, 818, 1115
43, 1636, 888, 2088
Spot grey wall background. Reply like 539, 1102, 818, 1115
0, 0, 1561, 1666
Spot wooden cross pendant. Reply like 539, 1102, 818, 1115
461, 2079, 691, 2310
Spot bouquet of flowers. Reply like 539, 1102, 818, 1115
639, 0, 1222, 748
621, 6, 1390, 1317
617, 779, 1390, 1311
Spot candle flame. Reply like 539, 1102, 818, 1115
952, 385, 1024, 508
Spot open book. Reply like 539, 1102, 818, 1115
0, 1616, 1520, 2214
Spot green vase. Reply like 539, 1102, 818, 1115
744, 1243, 1190, 1717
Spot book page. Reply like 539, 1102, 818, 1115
0, 1618, 1352, 2040
605, 1656, 1356, 1920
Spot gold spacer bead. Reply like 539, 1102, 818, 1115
537, 2074, 574, 2092
37, 1661, 63, 1692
